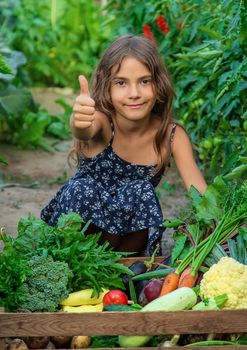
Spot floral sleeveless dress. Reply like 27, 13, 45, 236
41, 123, 177, 256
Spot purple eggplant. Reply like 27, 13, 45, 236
129, 260, 148, 275
135, 279, 150, 297
121, 260, 148, 297
138, 278, 164, 306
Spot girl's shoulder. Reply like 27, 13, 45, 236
162, 120, 180, 146
166, 121, 178, 145
164, 121, 192, 159
166, 121, 189, 143
168, 122, 195, 160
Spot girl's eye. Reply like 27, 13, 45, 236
141, 79, 152, 85
115, 80, 125, 86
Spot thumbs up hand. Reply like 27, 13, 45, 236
72, 75, 95, 130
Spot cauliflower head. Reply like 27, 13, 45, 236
200, 256, 247, 309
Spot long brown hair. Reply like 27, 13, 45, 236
70, 34, 175, 173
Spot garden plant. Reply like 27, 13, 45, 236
0, 0, 246, 180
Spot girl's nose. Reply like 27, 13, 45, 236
129, 84, 140, 98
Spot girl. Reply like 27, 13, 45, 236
41, 35, 207, 256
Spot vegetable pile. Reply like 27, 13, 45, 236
0, 212, 133, 312
1, 168, 247, 348
163, 173, 247, 294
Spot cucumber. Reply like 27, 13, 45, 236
103, 304, 142, 312
131, 267, 175, 281
104, 304, 133, 312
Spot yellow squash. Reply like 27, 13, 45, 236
62, 303, 104, 312
60, 288, 109, 306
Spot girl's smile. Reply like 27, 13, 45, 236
126, 102, 146, 109
110, 57, 156, 124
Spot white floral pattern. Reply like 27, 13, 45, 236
41, 124, 177, 256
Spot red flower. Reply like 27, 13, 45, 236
143, 24, 152, 36
143, 24, 157, 45
156, 15, 170, 33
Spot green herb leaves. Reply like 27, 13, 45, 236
0, 212, 133, 310
167, 174, 247, 275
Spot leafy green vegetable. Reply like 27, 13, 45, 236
0, 249, 31, 312
90, 336, 119, 348
163, 218, 184, 228
170, 231, 190, 265
1, 212, 133, 297
189, 176, 228, 224
169, 175, 247, 276
17, 255, 72, 312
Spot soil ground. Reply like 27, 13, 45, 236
0, 88, 188, 255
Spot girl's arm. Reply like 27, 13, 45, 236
70, 75, 105, 141
171, 125, 207, 194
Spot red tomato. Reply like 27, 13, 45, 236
103, 290, 128, 306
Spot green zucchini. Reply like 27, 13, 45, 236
141, 286, 197, 312
104, 304, 142, 312
131, 267, 174, 281
118, 287, 197, 347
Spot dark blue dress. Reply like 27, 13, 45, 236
41, 123, 177, 256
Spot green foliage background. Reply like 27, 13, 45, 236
2, 0, 111, 88
0, 0, 246, 178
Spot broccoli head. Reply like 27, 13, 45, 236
18, 255, 73, 312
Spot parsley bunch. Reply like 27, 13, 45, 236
2, 212, 132, 297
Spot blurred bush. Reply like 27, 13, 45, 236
0, 0, 74, 150
1, 0, 112, 89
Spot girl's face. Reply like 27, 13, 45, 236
110, 57, 156, 123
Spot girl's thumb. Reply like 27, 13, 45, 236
78, 75, 90, 96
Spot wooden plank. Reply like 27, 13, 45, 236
77, 347, 247, 350
1, 310, 247, 337
0, 338, 5, 350
81, 347, 247, 350
18, 345, 247, 350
